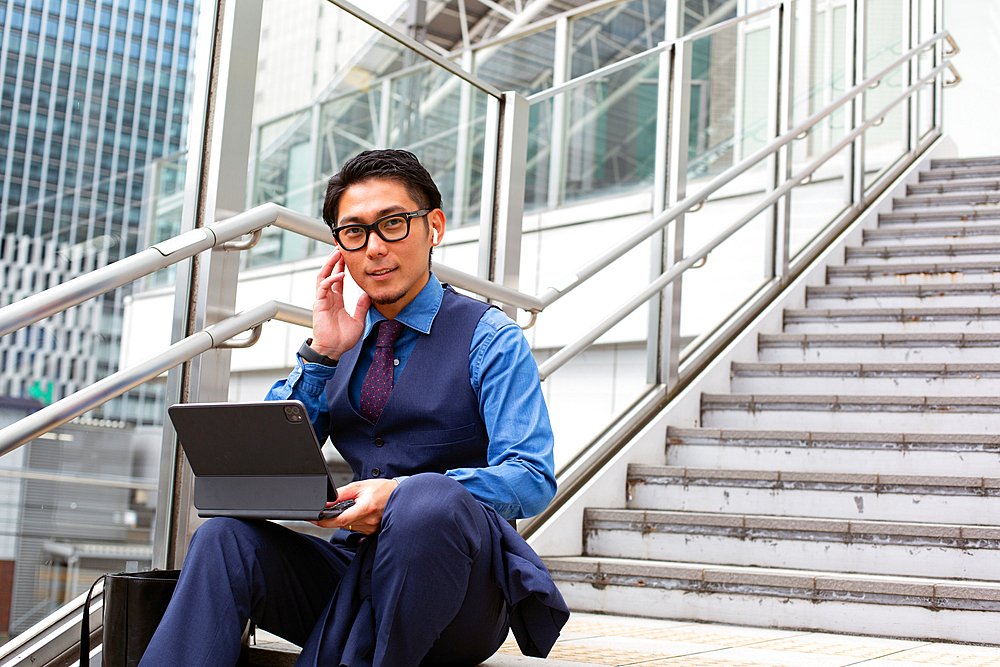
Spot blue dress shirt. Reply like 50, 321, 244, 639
267, 273, 557, 519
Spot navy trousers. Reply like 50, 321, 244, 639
138, 474, 510, 667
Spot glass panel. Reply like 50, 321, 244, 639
525, 223, 656, 469
475, 27, 556, 97
683, 0, 738, 35
248, 4, 501, 269
788, 144, 851, 259
0, 0, 195, 629
2, 401, 160, 634
570, 0, 666, 79
863, 0, 907, 191
561, 55, 660, 204
525, 98, 553, 211
679, 205, 771, 351
143, 153, 187, 288
787, 1, 850, 258
917, 0, 938, 139
687, 17, 773, 189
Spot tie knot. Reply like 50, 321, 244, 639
375, 320, 404, 348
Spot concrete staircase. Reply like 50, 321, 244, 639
543, 157, 1000, 644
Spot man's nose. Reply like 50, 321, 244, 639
365, 231, 388, 255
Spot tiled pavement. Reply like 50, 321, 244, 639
478, 613, 1000, 666
252, 612, 1000, 665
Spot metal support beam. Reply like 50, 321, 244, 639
153, 0, 264, 570
491, 91, 530, 318
660, 38, 691, 391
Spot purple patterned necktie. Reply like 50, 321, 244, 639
360, 319, 405, 423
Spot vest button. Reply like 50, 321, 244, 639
374, 438, 384, 447
372, 468, 381, 477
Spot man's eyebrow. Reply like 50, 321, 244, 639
337, 205, 408, 226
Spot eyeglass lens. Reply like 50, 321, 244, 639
337, 215, 409, 250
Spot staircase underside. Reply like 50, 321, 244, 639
541, 154, 1000, 645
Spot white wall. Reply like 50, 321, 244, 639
943, 0, 1000, 157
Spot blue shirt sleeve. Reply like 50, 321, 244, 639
444, 308, 557, 519
265, 353, 337, 444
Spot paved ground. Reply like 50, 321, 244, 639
480, 612, 1000, 666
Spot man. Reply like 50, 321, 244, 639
139, 149, 568, 667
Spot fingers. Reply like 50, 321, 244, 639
316, 249, 343, 289
353, 292, 371, 321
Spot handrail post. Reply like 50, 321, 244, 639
660, 38, 692, 391
767, 1, 795, 282
490, 91, 530, 318
153, 0, 264, 571
846, 0, 866, 207
547, 15, 571, 211
646, 43, 671, 385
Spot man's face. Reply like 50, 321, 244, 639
335, 178, 445, 320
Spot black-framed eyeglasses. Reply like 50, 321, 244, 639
331, 209, 431, 251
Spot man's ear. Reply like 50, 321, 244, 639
428, 208, 445, 246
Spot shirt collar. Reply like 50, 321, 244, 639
363, 272, 443, 337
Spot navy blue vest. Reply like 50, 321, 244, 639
325, 287, 493, 482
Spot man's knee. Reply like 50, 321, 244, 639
382, 474, 484, 545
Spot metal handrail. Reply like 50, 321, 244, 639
537, 57, 958, 379
0, 301, 312, 457
0, 204, 542, 340
525, 29, 956, 314
1, 28, 958, 367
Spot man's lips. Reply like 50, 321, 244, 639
367, 267, 396, 280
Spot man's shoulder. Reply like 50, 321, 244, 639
476, 304, 518, 333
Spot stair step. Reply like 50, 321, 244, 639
879, 207, 1000, 225
665, 426, 1000, 475
545, 556, 1000, 644
863, 223, 1000, 245
931, 156, 1000, 170
827, 262, 1000, 285
921, 165, 1000, 182
730, 361, 1000, 395
805, 282, 1000, 308
758, 333, 1000, 363
845, 241, 1000, 263
701, 392, 1000, 433
625, 464, 1000, 524
893, 193, 1000, 209
583, 509, 1000, 579
783, 306, 1000, 333
907, 178, 1000, 196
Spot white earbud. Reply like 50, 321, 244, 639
432, 229, 439, 244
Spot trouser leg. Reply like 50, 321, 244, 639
372, 473, 509, 667
138, 518, 351, 667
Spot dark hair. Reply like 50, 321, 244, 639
322, 149, 443, 231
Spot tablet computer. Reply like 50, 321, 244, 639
168, 400, 352, 521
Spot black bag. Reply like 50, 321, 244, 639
80, 569, 180, 667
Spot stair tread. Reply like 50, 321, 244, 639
583, 508, 1000, 539
807, 282, 1000, 295
701, 392, 1000, 407
930, 157, 1000, 169
864, 223, 1000, 238
846, 241, 1000, 257
908, 178, 1000, 194
731, 361, 1000, 374
544, 556, 1000, 597
828, 261, 1000, 275
627, 463, 999, 488
665, 425, 1000, 446
785, 305, 1000, 316
759, 331, 1000, 345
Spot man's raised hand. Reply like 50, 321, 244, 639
310, 249, 370, 361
